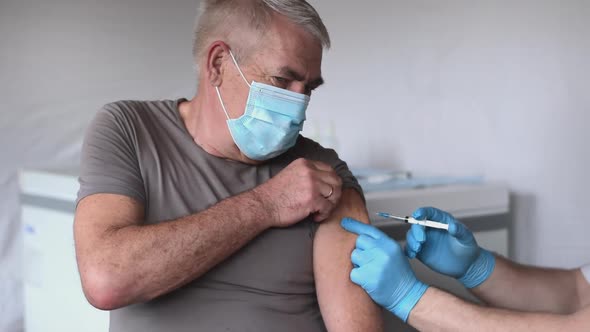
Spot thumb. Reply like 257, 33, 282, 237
350, 267, 366, 287
448, 221, 472, 243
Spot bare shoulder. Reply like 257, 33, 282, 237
318, 188, 367, 226
312, 188, 384, 331
314, 188, 368, 250
313, 188, 367, 279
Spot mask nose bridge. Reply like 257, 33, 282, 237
229, 51, 252, 88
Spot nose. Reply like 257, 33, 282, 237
289, 81, 309, 96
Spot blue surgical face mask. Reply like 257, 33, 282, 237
215, 51, 310, 161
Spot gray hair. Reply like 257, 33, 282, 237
192, 0, 330, 70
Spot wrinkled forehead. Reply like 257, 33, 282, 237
246, 13, 324, 77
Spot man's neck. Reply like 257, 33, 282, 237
179, 96, 221, 156
179, 94, 256, 165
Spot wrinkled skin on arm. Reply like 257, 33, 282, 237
313, 188, 384, 331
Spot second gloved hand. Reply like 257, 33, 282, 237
341, 217, 428, 322
406, 207, 495, 288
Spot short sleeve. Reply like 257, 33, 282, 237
77, 104, 146, 205
294, 136, 365, 203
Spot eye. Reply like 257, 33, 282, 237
273, 76, 289, 86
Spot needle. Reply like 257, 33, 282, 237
376, 212, 449, 230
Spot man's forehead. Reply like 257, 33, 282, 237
254, 13, 324, 74
252, 43, 323, 77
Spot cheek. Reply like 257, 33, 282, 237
222, 85, 249, 118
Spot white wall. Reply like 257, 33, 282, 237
1, 0, 589, 330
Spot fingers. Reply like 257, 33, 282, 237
410, 224, 426, 242
405, 224, 426, 258
311, 162, 342, 192
302, 159, 342, 207
296, 161, 339, 222
351, 248, 374, 266
311, 196, 336, 222
320, 181, 340, 206
308, 160, 341, 185
350, 266, 365, 287
412, 207, 474, 242
279, 158, 344, 224
341, 217, 384, 239
448, 221, 473, 243
356, 234, 377, 250
412, 206, 455, 225
317, 171, 342, 204
310, 160, 333, 172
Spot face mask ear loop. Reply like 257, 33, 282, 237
215, 86, 231, 120
229, 50, 252, 88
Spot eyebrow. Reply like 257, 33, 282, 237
278, 66, 325, 89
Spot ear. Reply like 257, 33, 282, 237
205, 41, 230, 87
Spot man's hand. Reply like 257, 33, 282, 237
341, 217, 428, 322
254, 158, 342, 227
406, 207, 496, 288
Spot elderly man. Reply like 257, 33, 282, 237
74, 0, 383, 331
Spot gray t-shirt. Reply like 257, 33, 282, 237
77, 99, 363, 332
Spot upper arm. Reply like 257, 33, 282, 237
76, 104, 147, 304
75, 193, 144, 256
75, 104, 147, 279
74, 194, 144, 305
313, 188, 384, 331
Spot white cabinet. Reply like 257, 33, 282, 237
20, 171, 109, 332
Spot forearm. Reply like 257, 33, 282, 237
410, 287, 587, 332
314, 189, 384, 331
77, 189, 271, 309
471, 255, 580, 313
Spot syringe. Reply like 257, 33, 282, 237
376, 212, 449, 230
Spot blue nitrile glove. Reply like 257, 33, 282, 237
341, 217, 428, 322
405, 207, 496, 288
